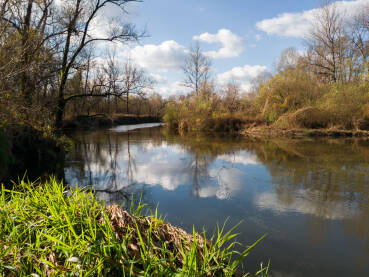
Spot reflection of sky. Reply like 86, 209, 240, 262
66, 139, 263, 198
255, 189, 358, 220
217, 151, 260, 166
64, 126, 369, 277
66, 127, 271, 203
110, 123, 164, 132
65, 130, 362, 219
66, 140, 191, 191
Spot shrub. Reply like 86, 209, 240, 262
275, 107, 328, 129
163, 102, 180, 129
256, 69, 326, 123
318, 82, 369, 129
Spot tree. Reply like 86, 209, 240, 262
147, 93, 165, 118
1, 0, 58, 126
305, 0, 347, 83
305, 0, 368, 83
182, 42, 211, 95
221, 82, 241, 114
121, 58, 153, 114
54, 0, 143, 128
348, 4, 369, 78
6, 1, 59, 100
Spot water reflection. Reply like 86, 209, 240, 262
65, 126, 369, 276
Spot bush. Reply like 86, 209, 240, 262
319, 82, 369, 129
256, 69, 327, 123
163, 102, 180, 128
275, 107, 328, 129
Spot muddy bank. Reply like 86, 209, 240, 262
63, 114, 161, 132
241, 126, 369, 138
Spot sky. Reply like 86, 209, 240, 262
93, 0, 369, 97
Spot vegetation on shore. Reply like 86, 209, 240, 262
0, 179, 269, 276
0, 0, 166, 177
0, 124, 71, 184
63, 114, 161, 132
164, 2, 369, 135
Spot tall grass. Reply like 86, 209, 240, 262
0, 178, 269, 276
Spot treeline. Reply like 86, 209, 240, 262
164, 1, 369, 133
0, 0, 166, 132
0, 0, 169, 178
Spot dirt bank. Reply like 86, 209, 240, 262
241, 125, 369, 138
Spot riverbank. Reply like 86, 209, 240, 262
0, 124, 68, 184
63, 114, 161, 132
0, 179, 268, 276
241, 125, 369, 138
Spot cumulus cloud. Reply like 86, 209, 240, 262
128, 41, 188, 72
193, 29, 244, 59
217, 65, 269, 91
256, 0, 368, 38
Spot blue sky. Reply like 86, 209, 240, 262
98, 0, 368, 96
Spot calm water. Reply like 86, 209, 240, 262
65, 124, 369, 277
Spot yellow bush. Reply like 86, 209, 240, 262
275, 106, 328, 129
319, 82, 369, 129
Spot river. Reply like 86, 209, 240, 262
63, 124, 369, 276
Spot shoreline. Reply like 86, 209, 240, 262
0, 180, 268, 276
240, 126, 369, 138
63, 114, 162, 132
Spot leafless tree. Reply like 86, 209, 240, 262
55, 0, 144, 128
349, 4, 369, 78
121, 58, 154, 114
182, 42, 211, 95
305, 0, 347, 83
221, 82, 241, 113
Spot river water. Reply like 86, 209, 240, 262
64, 124, 369, 276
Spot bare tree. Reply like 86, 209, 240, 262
348, 4, 369, 78
221, 82, 241, 113
54, 0, 144, 128
182, 42, 211, 95
1, 0, 56, 101
121, 58, 153, 114
305, 0, 347, 83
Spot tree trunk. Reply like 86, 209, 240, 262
55, 86, 66, 129
126, 91, 129, 114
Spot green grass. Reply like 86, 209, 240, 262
0, 178, 269, 276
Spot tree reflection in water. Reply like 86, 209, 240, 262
64, 127, 369, 263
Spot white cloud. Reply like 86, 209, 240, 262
217, 65, 269, 91
150, 73, 168, 84
156, 81, 191, 97
128, 40, 188, 72
256, 0, 368, 38
193, 29, 244, 59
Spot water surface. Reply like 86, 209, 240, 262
65, 125, 369, 277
